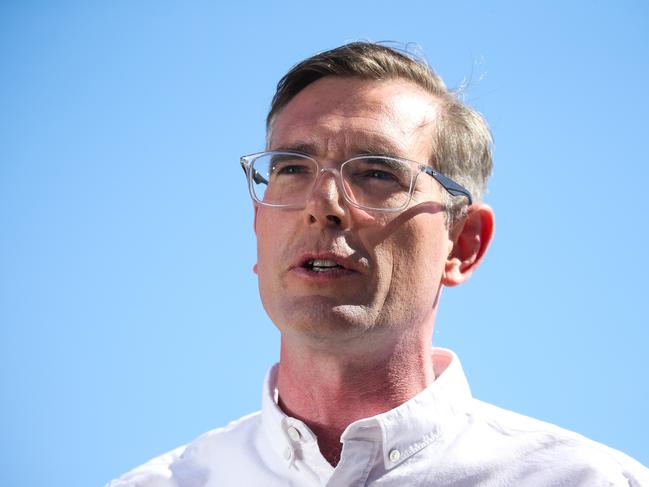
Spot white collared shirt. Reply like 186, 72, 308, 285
107, 349, 649, 486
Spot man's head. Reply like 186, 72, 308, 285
248, 42, 495, 350
267, 42, 493, 222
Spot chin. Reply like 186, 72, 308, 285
270, 297, 380, 341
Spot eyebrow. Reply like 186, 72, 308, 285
271, 140, 407, 160
353, 142, 404, 159
271, 143, 318, 155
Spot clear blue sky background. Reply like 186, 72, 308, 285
1, 1, 647, 486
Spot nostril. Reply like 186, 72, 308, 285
327, 215, 342, 225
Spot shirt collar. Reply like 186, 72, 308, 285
260, 348, 473, 469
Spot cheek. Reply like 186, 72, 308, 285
388, 217, 449, 301
255, 213, 285, 287
255, 223, 272, 270
255, 217, 285, 322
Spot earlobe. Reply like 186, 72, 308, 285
442, 204, 495, 287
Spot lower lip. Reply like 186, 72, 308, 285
290, 266, 358, 281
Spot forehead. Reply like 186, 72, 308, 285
269, 76, 441, 160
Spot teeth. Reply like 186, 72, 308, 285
305, 259, 343, 272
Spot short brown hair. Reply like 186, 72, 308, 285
267, 42, 493, 219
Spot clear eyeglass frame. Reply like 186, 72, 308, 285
239, 150, 473, 212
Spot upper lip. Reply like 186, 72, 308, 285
293, 252, 362, 272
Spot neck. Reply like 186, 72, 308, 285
276, 327, 435, 466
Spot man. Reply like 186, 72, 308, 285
108, 42, 649, 486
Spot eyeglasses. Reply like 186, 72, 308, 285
240, 151, 472, 212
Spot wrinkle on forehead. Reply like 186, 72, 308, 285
269, 77, 441, 161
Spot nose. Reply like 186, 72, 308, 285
303, 168, 349, 227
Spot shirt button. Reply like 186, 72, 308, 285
389, 449, 401, 462
287, 426, 302, 442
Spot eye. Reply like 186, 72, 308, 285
349, 157, 406, 184
361, 169, 397, 181
275, 164, 309, 175
268, 155, 314, 178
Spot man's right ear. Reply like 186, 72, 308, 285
442, 203, 495, 287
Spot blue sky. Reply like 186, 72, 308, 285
1, 1, 648, 486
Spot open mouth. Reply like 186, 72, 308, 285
302, 259, 346, 273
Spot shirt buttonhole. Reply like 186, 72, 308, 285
283, 446, 292, 461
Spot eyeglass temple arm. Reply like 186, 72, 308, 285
422, 167, 473, 205
240, 158, 269, 186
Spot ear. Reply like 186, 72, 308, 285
442, 204, 495, 287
